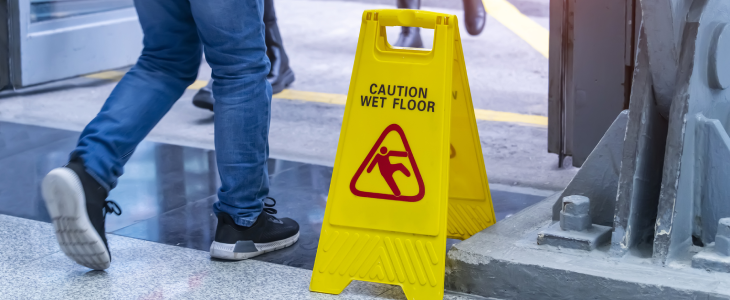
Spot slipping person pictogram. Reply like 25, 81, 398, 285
366, 146, 411, 196
350, 124, 425, 202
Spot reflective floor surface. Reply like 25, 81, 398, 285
0, 121, 545, 270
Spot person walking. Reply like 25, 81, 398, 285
192, 0, 294, 111
40, 0, 299, 270
394, 0, 487, 48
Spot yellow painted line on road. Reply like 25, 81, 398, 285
273, 88, 546, 127
84, 71, 210, 89
188, 80, 208, 90
482, 0, 549, 58
274, 88, 546, 127
84, 75, 547, 127
274, 89, 347, 105
85, 70, 126, 81
81, 1, 549, 127
473, 107, 547, 127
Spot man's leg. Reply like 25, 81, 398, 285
191, 0, 295, 111
189, 0, 299, 260
74, 0, 201, 190
41, 0, 202, 270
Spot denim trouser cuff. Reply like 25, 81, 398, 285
233, 215, 258, 227
69, 151, 113, 193
213, 201, 262, 227
84, 167, 112, 193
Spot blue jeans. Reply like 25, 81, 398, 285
71, 0, 272, 227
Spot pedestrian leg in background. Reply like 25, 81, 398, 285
394, 0, 424, 48
263, 0, 295, 94
393, 0, 486, 48
462, 0, 487, 35
192, 0, 295, 111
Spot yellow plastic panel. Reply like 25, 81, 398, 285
446, 35, 497, 240
310, 9, 495, 300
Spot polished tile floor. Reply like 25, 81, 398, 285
0, 121, 544, 272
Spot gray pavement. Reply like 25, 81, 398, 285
0, 214, 488, 300
0, 0, 575, 191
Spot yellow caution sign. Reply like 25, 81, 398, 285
310, 9, 495, 299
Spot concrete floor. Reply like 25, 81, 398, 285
0, 0, 575, 192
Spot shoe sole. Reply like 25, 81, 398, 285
41, 168, 111, 270
209, 231, 300, 260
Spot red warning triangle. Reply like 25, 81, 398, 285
350, 124, 425, 202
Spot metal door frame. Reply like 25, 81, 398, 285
6, 0, 143, 88
548, 0, 640, 167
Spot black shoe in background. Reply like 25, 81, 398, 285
192, 80, 214, 111
41, 158, 122, 270
394, 26, 425, 48
463, 0, 487, 36
210, 198, 300, 260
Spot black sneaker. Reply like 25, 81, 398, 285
41, 158, 122, 270
210, 197, 299, 260
192, 80, 214, 111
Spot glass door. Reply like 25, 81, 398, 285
6, 0, 143, 88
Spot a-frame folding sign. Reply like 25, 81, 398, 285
310, 9, 495, 300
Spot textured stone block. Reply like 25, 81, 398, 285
715, 218, 730, 256
716, 236, 730, 256
538, 222, 612, 251
560, 195, 592, 231
692, 249, 730, 273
